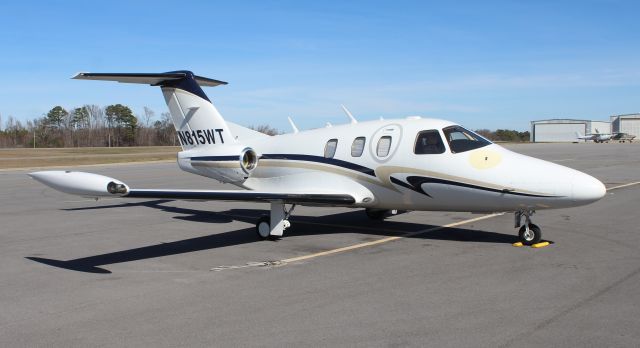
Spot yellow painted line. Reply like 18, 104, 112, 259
281, 213, 504, 264
219, 213, 415, 235
607, 181, 640, 191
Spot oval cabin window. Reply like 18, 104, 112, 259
376, 136, 392, 157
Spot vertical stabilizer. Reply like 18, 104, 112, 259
73, 71, 235, 150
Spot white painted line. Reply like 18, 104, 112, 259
607, 181, 640, 191
211, 261, 284, 272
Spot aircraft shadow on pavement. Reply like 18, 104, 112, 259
28, 200, 518, 274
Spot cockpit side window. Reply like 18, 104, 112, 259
442, 126, 491, 153
414, 130, 445, 154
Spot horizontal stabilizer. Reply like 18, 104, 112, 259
72, 71, 227, 87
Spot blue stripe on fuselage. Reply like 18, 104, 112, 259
190, 153, 376, 177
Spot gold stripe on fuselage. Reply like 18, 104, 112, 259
193, 159, 549, 197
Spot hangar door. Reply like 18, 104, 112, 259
590, 121, 611, 135
620, 118, 640, 138
534, 123, 586, 142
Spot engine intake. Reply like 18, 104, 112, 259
240, 147, 258, 174
177, 145, 261, 184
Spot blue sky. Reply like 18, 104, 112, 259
1, 0, 639, 131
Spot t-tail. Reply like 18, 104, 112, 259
73, 71, 258, 185
73, 71, 235, 150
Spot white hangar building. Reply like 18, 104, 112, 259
610, 113, 640, 138
530, 119, 612, 142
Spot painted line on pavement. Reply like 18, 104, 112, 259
607, 181, 640, 191
281, 213, 504, 263
212, 213, 504, 271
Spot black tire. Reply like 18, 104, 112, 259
256, 215, 271, 240
518, 224, 542, 245
365, 209, 387, 220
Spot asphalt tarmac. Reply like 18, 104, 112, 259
1, 143, 639, 347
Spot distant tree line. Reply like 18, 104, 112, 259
0, 107, 529, 148
475, 129, 530, 142
0, 105, 177, 148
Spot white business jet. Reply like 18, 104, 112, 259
29, 71, 606, 245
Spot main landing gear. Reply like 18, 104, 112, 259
515, 210, 542, 245
365, 208, 402, 220
256, 203, 296, 240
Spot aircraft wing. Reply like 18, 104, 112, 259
29, 171, 356, 206
124, 189, 355, 205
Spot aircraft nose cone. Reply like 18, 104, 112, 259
571, 172, 606, 204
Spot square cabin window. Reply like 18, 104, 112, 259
351, 137, 366, 157
376, 136, 392, 157
414, 130, 445, 154
324, 139, 338, 158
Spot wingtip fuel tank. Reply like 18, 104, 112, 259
28, 171, 129, 197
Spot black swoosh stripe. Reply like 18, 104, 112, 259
405, 176, 558, 198
390, 176, 432, 197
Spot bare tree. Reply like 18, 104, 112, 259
143, 107, 155, 145
249, 124, 280, 136
143, 107, 155, 127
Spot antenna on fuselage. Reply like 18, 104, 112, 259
341, 105, 358, 124
287, 116, 299, 133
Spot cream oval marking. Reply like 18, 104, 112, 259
469, 149, 502, 170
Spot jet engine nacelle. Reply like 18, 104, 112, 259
178, 145, 259, 184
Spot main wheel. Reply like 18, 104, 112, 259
518, 224, 542, 245
365, 209, 387, 220
256, 215, 271, 239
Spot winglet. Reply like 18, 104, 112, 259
288, 117, 299, 134
341, 105, 357, 124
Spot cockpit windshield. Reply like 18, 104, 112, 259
442, 126, 492, 153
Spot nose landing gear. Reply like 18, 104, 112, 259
515, 210, 542, 245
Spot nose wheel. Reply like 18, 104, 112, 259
518, 223, 541, 245
515, 210, 542, 245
